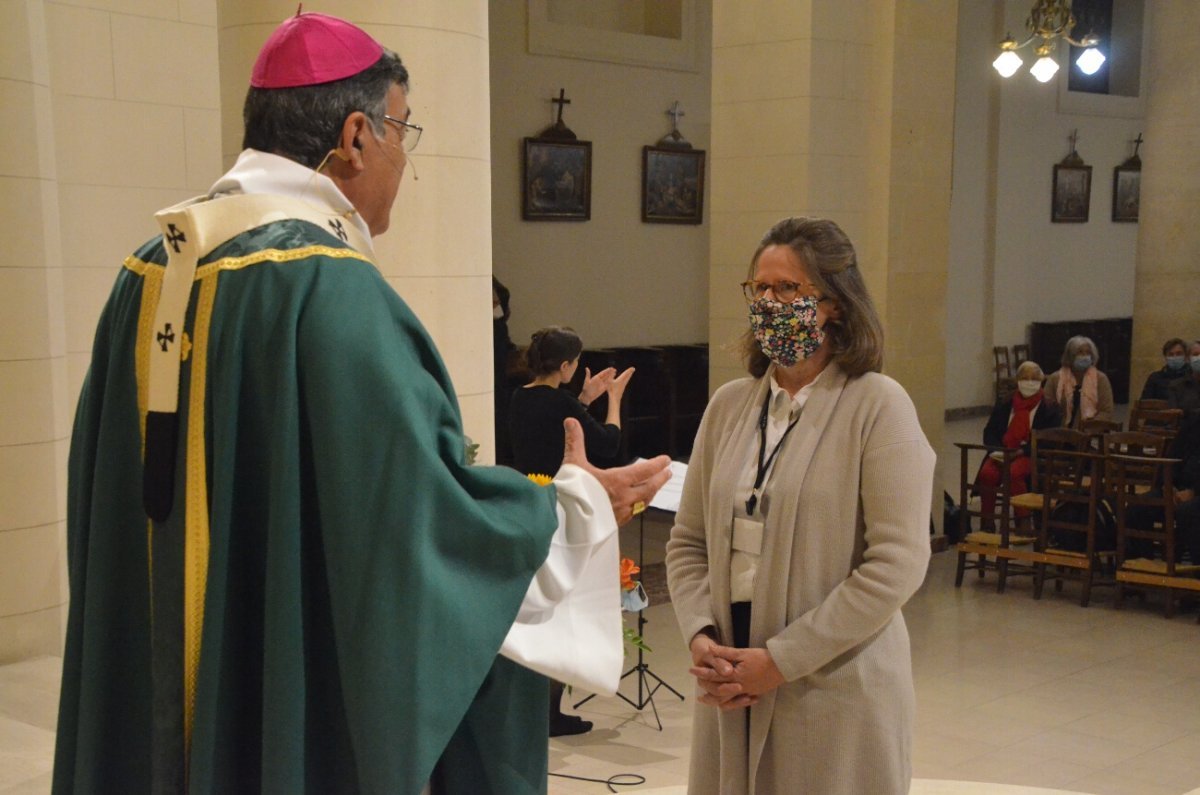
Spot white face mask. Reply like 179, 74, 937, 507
1017, 380, 1041, 398
492, 304, 504, 320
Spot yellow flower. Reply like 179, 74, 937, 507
526, 473, 553, 487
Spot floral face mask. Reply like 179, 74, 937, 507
749, 294, 826, 368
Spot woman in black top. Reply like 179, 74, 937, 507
508, 326, 634, 736
509, 327, 632, 477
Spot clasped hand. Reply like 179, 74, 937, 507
688, 634, 785, 711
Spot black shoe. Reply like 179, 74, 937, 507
549, 715, 593, 737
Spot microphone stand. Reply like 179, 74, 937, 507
574, 509, 685, 730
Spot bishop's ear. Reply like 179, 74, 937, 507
334, 112, 370, 169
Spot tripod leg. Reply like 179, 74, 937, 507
642, 665, 686, 701
643, 668, 663, 731
572, 662, 642, 710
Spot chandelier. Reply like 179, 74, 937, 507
993, 0, 1106, 83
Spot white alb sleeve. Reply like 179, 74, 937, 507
499, 463, 623, 696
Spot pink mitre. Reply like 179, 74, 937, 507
251, 11, 383, 89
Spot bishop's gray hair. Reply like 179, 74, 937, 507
242, 50, 409, 170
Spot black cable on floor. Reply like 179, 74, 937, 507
549, 771, 646, 792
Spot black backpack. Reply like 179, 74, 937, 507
1047, 498, 1116, 552
943, 491, 963, 543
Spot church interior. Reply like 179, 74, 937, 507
1, 1, 1198, 792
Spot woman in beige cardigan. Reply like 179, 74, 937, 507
666, 217, 934, 794
1042, 335, 1115, 428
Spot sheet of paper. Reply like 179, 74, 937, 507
636, 458, 688, 513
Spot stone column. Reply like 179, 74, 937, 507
1129, 2, 1200, 394
0, 0, 69, 662
0, 0, 228, 662
709, 0, 955, 526
218, 1, 498, 459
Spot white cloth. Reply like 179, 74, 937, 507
208, 149, 376, 257
211, 150, 621, 695
500, 463, 623, 696
730, 370, 822, 602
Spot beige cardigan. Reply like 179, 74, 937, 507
1044, 368, 1115, 426
666, 363, 934, 795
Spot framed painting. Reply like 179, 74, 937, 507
1112, 165, 1140, 222
1052, 164, 1092, 223
522, 138, 591, 221
642, 146, 705, 224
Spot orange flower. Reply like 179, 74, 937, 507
619, 557, 640, 591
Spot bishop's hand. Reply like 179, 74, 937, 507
562, 417, 671, 525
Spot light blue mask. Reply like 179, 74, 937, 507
1166, 355, 1186, 371
1073, 355, 1093, 371
1192, 358, 1200, 374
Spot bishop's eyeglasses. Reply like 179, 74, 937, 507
383, 115, 423, 153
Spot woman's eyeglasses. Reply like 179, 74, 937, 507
741, 280, 824, 304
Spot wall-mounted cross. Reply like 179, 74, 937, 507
1068, 128, 1079, 152
667, 101, 685, 133
551, 88, 571, 125
1132, 132, 1143, 158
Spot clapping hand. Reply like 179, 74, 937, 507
561, 417, 670, 525
578, 367, 615, 406
608, 367, 635, 402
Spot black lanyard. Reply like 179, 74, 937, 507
745, 391, 801, 516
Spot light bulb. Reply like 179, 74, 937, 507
993, 50, 1023, 78
1030, 55, 1060, 82
1076, 47, 1105, 75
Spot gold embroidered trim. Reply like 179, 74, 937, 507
135, 268, 164, 448
124, 245, 372, 280
135, 267, 164, 631
182, 272, 217, 761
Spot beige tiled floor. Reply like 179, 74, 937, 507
5, 415, 1200, 795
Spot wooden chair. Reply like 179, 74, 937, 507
1129, 407, 1184, 436
1012, 343, 1031, 367
1008, 428, 1097, 519
1109, 453, 1200, 618
953, 443, 1037, 592
993, 346, 1014, 401
1102, 431, 1171, 508
1032, 447, 1115, 607
1103, 430, 1171, 460
1135, 398, 1169, 411
1080, 418, 1122, 436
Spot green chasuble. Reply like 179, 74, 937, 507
54, 218, 559, 793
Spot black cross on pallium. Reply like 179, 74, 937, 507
328, 219, 348, 242
157, 323, 175, 352
165, 223, 187, 253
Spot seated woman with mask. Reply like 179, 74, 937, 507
1044, 335, 1114, 428
976, 361, 1062, 528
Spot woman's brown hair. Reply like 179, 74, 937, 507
524, 326, 583, 376
741, 217, 884, 378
